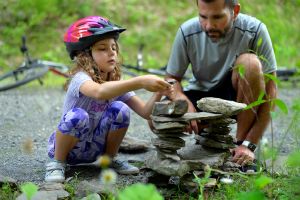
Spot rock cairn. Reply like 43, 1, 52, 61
196, 97, 247, 151
150, 99, 189, 161
146, 99, 224, 176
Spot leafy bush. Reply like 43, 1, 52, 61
1, 1, 299, 70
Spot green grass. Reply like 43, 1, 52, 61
0, 183, 19, 200
1, 0, 299, 71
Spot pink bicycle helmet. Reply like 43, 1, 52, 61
64, 16, 126, 59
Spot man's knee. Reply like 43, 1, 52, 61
235, 53, 263, 74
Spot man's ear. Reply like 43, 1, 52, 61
233, 4, 241, 19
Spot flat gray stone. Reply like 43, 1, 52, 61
157, 150, 181, 161
146, 143, 229, 177
204, 126, 232, 135
119, 136, 150, 152
206, 118, 236, 125
197, 97, 247, 116
199, 137, 235, 150
39, 183, 65, 191
151, 112, 223, 123
152, 121, 187, 130
152, 137, 185, 150
17, 190, 69, 200
199, 133, 234, 144
152, 100, 188, 116
145, 151, 191, 177
152, 128, 185, 135
178, 144, 229, 168
154, 132, 188, 138
76, 180, 117, 198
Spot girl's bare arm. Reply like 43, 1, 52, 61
79, 75, 171, 100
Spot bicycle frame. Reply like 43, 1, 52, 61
0, 36, 70, 91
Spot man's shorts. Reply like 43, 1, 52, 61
184, 71, 237, 112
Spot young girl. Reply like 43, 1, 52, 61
45, 16, 174, 183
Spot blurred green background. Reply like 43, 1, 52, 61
1, 0, 300, 71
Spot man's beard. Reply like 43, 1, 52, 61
205, 21, 233, 42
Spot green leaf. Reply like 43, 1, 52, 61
118, 183, 163, 200
255, 175, 273, 189
20, 182, 38, 200
273, 98, 288, 114
244, 100, 266, 110
258, 91, 265, 101
258, 55, 271, 66
264, 73, 280, 84
237, 64, 246, 79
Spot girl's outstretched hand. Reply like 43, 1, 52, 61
140, 75, 171, 92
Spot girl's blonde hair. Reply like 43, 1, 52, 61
69, 40, 122, 84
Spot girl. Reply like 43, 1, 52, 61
45, 16, 174, 183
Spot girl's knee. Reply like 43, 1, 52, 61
65, 108, 89, 128
58, 108, 89, 135
108, 101, 130, 127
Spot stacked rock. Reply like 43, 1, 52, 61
150, 99, 189, 161
147, 99, 224, 177
196, 97, 247, 151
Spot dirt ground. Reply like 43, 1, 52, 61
0, 84, 299, 185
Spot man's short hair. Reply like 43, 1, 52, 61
196, 0, 239, 9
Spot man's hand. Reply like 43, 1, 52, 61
185, 102, 199, 134
230, 145, 255, 166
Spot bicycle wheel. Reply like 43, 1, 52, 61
0, 62, 48, 91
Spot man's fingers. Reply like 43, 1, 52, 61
190, 120, 198, 134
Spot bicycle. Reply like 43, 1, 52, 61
122, 44, 170, 77
0, 36, 70, 92
122, 44, 299, 84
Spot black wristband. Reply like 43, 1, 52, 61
235, 140, 243, 145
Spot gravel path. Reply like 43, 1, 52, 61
0, 84, 299, 184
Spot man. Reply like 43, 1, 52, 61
165, 0, 277, 166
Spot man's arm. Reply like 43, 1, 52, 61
232, 71, 277, 165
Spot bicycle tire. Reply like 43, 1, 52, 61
0, 62, 49, 91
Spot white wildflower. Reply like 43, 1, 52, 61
99, 169, 117, 185
220, 177, 234, 184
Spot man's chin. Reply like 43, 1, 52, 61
209, 36, 220, 43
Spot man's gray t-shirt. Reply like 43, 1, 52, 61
61, 71, 135, 140
166, 13, 277, 91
